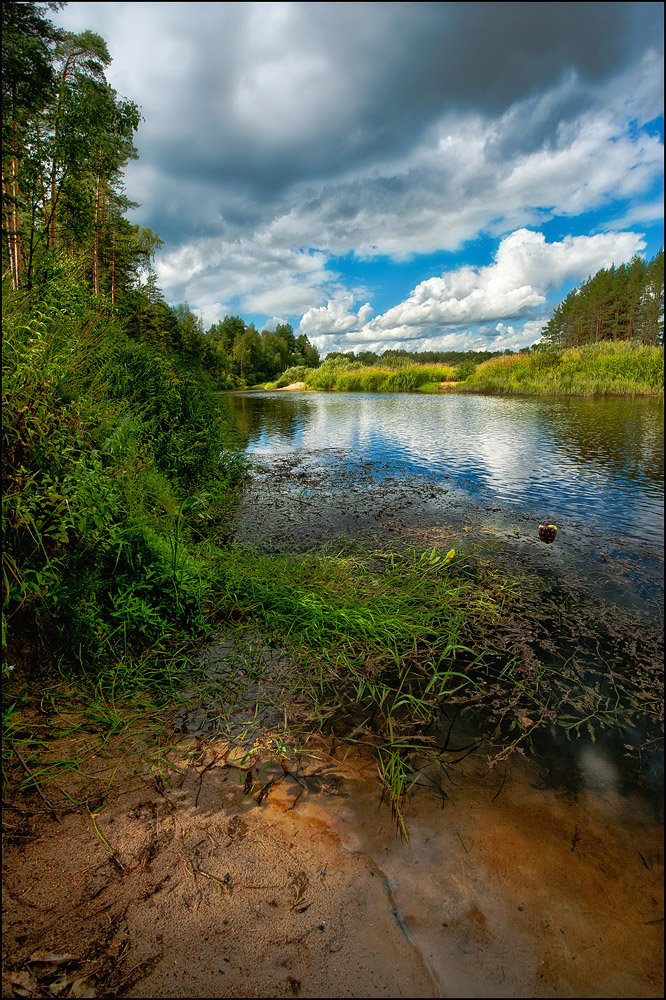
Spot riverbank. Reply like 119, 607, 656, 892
274, 380, 308, 390
0, 731, 436, 999
458, 341, 664, 397
3, 304, 663, 996
260, 342, 663, 397
3, 520, 663, 996
3, 671, 663, 999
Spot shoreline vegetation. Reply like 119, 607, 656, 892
262, 341, 664, 397
2, 8, 663, 995
4, 274, 662, 846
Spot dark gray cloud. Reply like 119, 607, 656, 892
54, 2, 664, 350
64, 1, 663, 239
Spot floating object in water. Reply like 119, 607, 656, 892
539, 521, 557, 544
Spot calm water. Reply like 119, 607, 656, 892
224, 390, 664, 609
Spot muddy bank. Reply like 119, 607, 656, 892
2, 737, 662, 998
4, 410, 662, 999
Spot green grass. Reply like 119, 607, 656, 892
3, 275, 663, 836
461, 341, 664, 396
416, 381, 450, 393
303, 363, 457, 392
3, 533, 662, 837
269, 342, 663, 397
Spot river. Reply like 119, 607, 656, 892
214, 388, 663, 997
224, 390, 663, 612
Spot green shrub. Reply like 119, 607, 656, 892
2, 276, 244, 674
272, 365, 311, 388
454, 360, 477, 381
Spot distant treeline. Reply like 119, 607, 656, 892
198, 315, 320, 385
540, 250, 664, 349
128, 302, 321, 388
321, 348, 506, 369
156, 324, 507, 389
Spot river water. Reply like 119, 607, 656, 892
224, 390, 663, 610
215, 388, 663, 997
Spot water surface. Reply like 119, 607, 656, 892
213, 390, 664, 995
225, 390, 664, 611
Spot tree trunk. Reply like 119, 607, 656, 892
93, 172, 101, 295
5, 93, 22, 288
110, 229, 115, 305
3, 166, 20, 290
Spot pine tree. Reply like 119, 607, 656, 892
539, 251, 664, 348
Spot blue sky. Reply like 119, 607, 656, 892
53, 2, 664, 356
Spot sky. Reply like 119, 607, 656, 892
53, 2, 664, 357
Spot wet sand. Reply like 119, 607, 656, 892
2, 737, 662, 998
4, 419, 662, 998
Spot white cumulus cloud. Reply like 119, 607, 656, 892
302, 229, 647, 353
366, 229, 646, 334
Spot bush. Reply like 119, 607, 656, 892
454, 360, 477, 381
271, 365, 311, 388
2, 276, 245, 674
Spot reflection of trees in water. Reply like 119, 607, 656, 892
223, 392, 312, 445
216, 394, 251, 449
224, 392, 663, 500
544, 398, 664, 488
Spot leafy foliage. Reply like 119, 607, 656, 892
2, 3, 156, 299
2, 273, 246, 675
540, 250, 664, 348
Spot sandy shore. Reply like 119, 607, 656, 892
2, 736, 663, 998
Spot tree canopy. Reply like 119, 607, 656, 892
2, 3, 661, 387
540, 250, 664, 349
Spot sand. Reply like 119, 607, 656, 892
2, 736, 663, 999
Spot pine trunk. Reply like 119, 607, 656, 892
111, 230, 115, 305
93, 173, 101, 295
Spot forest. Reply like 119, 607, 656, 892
539, 250, 664, 348
2, 2, 320, 387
